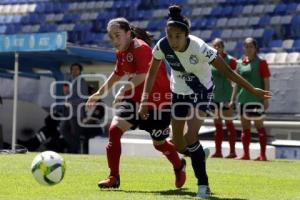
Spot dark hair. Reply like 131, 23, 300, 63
212, 38, 225, 48
70, 63, 83, 72
107, 17, 154, 46
167, 5, 190, 35
244, 37, 259, 52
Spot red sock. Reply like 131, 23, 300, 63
154, 140, 182, 170
258, 128, 267, 158
214, 123, 224, 155
241, 129, 251, 157
106, 125, 123, 177
226, 122, 236, 154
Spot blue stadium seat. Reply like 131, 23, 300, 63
211, 6, 223, 17
262, 28, 274, 47
286, 3, 297, 14
258, 15, 270, 27
292, 39, 300, 51
211, 30, 222, 40
269, 39, 283, 51
274, 3, 287, 15
223, 6, 233, 17
291, 15, 300, 38
231, 5, 243, 16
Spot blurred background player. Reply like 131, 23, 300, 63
139, 5, 272, 198
60, 63, 89, 153
86, 17, 186, 189
232, 37, 271, 161
210, 38, 237, 159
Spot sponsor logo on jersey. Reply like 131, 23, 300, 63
189, 55, 199, 64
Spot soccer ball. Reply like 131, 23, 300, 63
31, 151, 66, 185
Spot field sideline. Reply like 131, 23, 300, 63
0, 153, 300, 200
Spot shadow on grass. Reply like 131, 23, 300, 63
100, 188, 247, 200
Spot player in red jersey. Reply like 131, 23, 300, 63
232, 37, 271, 161
210, 38, 237, 158
86, 18, 186, 188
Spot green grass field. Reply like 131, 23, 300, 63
0, 153, 300, 200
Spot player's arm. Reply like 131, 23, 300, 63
138, 58, 161, 119
86, 72, 122, 110
263, 77, 270, 110
211, 55, 272, 99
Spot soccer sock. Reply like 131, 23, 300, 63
154, 140, 182, 170
241, 129, 251, 157
188, 141, 208, 186
257, 128, 267, 157
214, 123, 224, 155
106, 125, 123, 177
225, 122, 237, 154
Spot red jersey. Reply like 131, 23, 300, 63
113, 38, 171, 107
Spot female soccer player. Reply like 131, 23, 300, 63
86, 18, 186, 189
232, 37, 271, 161
138, 5, 271, 198
210, 38, 237, 158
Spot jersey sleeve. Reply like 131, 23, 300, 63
259, 59, 271, 78
199, 42, 218, 63
152, 41, 165, 60
133, 45, 152, 74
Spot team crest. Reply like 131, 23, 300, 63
189, 55, 198, 64
126, 53, 133, 62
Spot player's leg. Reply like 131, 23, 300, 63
98, 116, 133, 188
223, 107, 237, 158
142, 109, 186, 188
185, 108, 211, 198
238, 113, 252, 160
211, 108, 224, 158
98, 100, 136, 189
254, 119, 267, 161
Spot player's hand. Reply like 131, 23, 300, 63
138, 104, 149, 120
225, 101, 234, 108
112, 89, 125, 107
86, 92, 100, 111
253, 88, 272, 99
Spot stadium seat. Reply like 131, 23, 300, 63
200, 30, 212, 41
258, 15, 271, 27
291, 15, 300, 38
252, 4, 265, 15
221, 29, 232, 39
282, 39, 294, 51
242, 28, 254, 38
286, 52, 300, 64
248, 16, 260, 27
270, 15, 282, 25
274, 3, 287, 15
191, 7, 202, 17
231, 29, 243, 39
264, 4, 276, 14
222, 6, 233, 17
269, 39, 283, 51
264, 52, 276, 64
201, 6, 212, 16
291, 39, 300, 51
226, 41, 237, 52
274, 52, 288, 64
237, 17, 249, 27
231, 5, 243, 16
216, 18, 228, 28
242, 5, 253, 15
227, 17, 239, 27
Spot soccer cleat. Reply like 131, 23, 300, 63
196, 185, 211, 198
174, 158, 186, 188
210, 152, 223, 158
225, 153, 237, 159
97, 176, 120, 189
254, 155, 267, 161
236, 154, 250, 160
